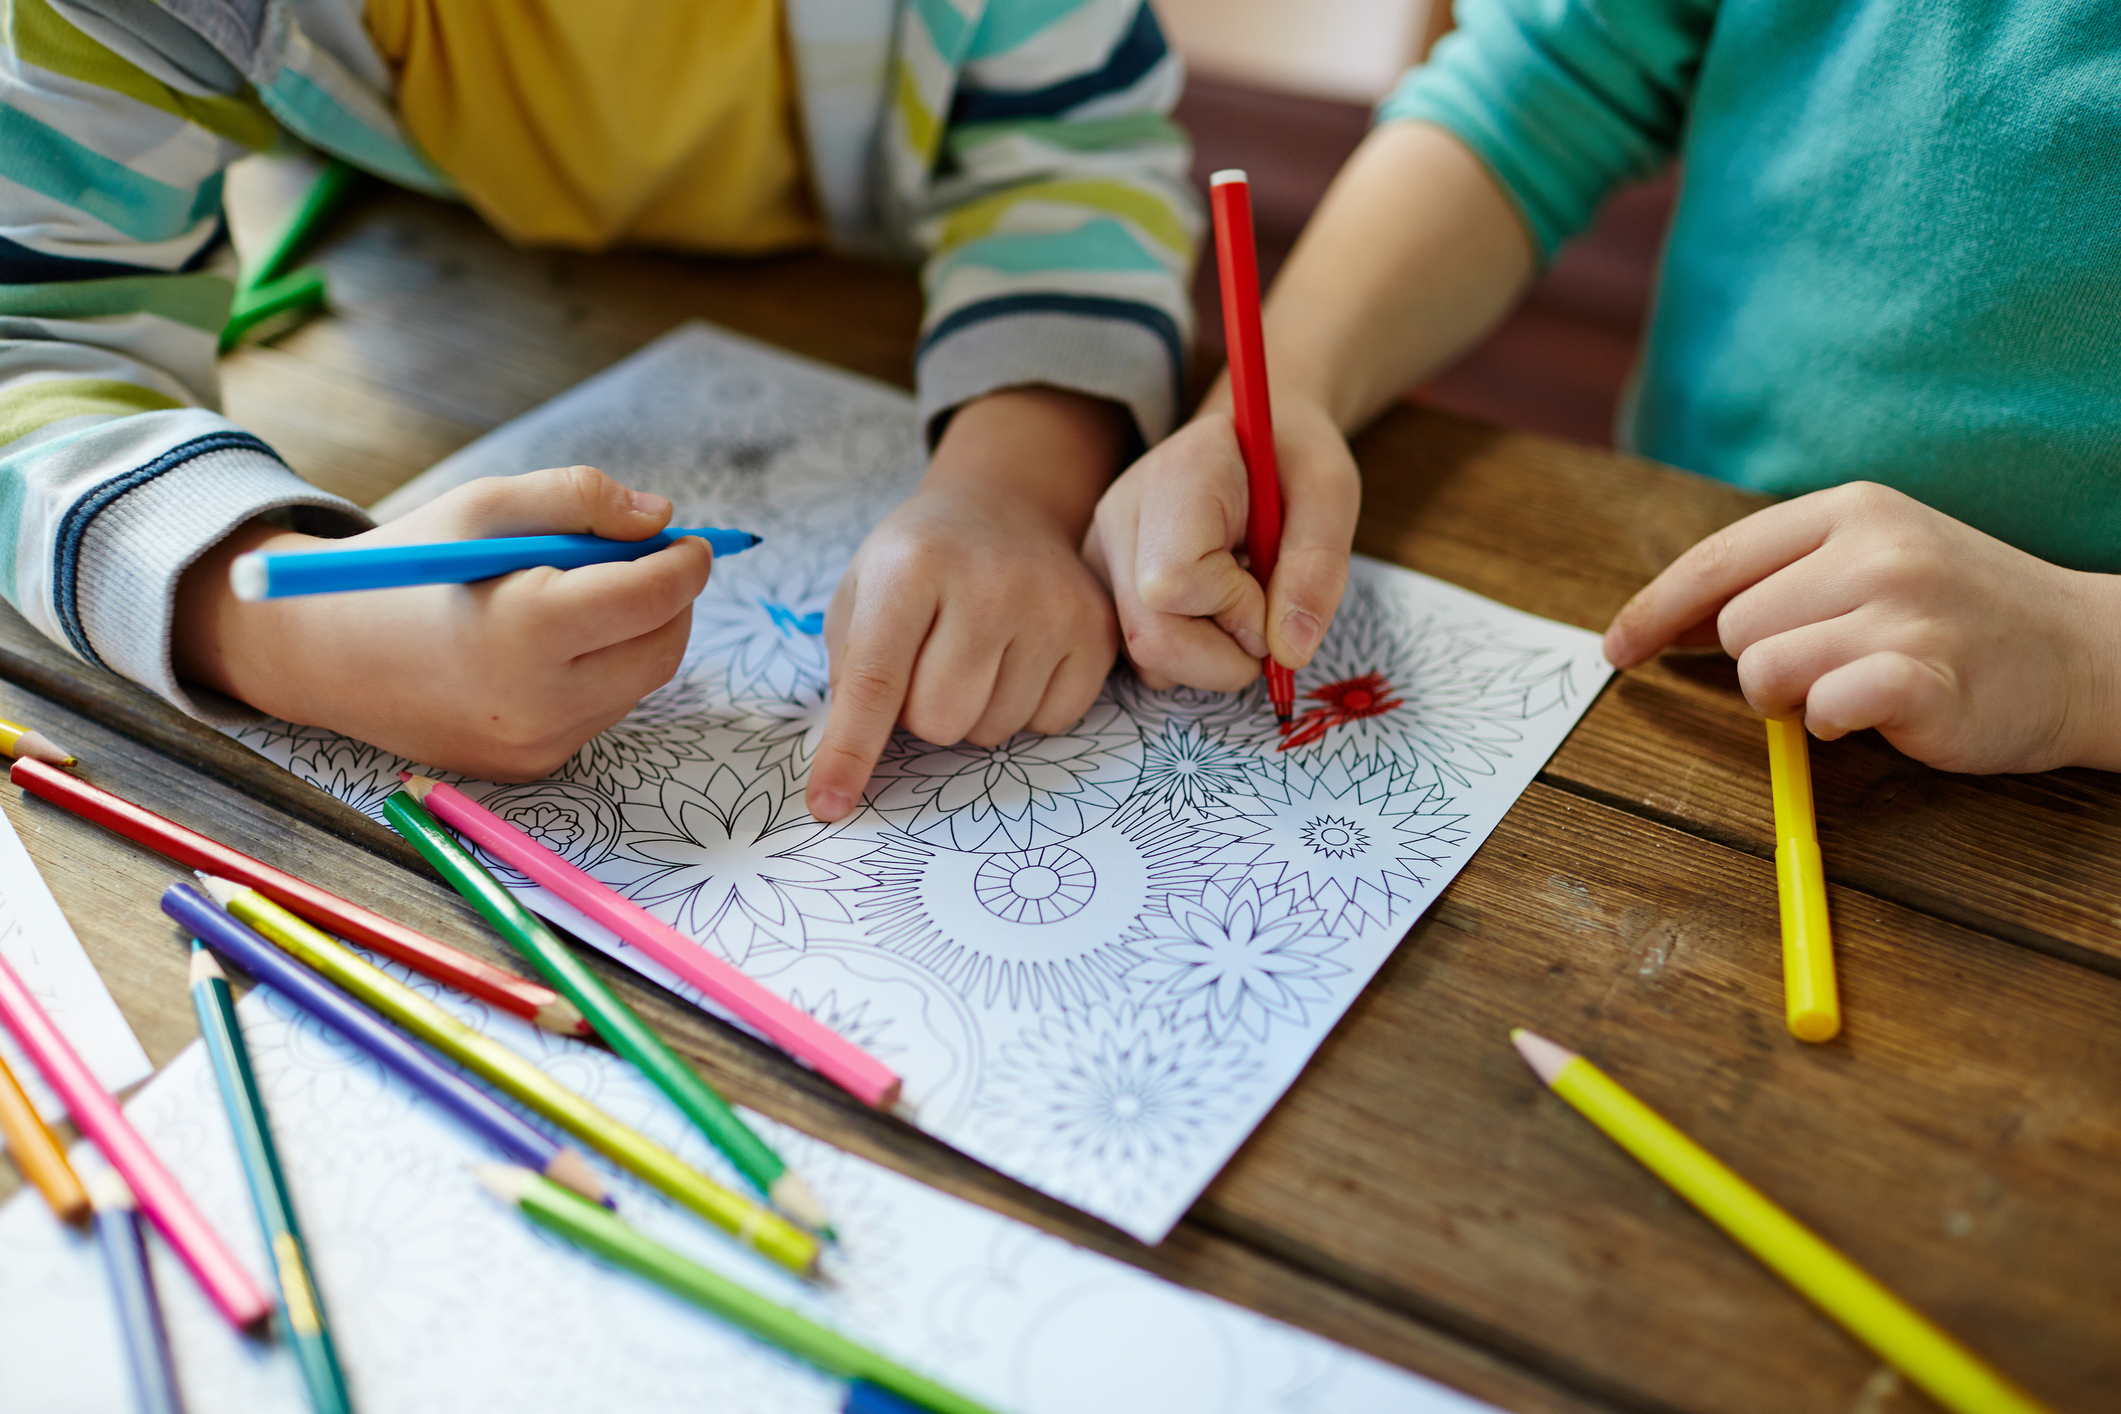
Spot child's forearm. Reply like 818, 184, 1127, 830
1256, 121, 1537, 433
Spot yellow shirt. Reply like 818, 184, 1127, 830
363, 0, 821, 253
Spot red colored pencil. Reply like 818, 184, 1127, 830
1210, 168, 1297, 724
0, 948, 272, 1330
9, 759, 588, 1036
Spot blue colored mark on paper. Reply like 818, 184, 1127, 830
762, 600, 825, 636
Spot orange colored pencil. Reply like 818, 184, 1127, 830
0, 1047, 88, 1223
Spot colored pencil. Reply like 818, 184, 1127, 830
231, 527, 762, 600
162, 884, 608, 1206
1511, 1029, 2050, 1414
0, 1046, 90, 1224
88, 1170, 187, 1414
1209, 169, 1296, 725
196, 876, 819, 1278
9, 758, 587, 1037
401, 774, 903, 1112
0, 947, 270, 1328
382, 788, 831, 1233
0, 716, 75, 767
188, 945, 352, 1414
1764, 717, 1839, 1042
477, 1166, 997, 1414
844, 1381, 933, 1414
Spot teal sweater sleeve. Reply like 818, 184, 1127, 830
1377, 0, 1714, 259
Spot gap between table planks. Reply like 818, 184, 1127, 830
0, 175, 2106, 1412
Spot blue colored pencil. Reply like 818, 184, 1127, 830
230, 526, 761, 600
88, 1170, 186, 1414
189, 943, 352, 1414
161, 884, 609, 1207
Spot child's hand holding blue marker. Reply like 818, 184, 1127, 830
174, 465, 712, 783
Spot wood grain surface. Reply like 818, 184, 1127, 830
0, 170, 2111, 1414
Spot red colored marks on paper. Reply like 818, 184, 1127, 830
1276, 672, 1404, 750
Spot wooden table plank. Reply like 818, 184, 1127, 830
0, 675, 1611, 1414
1192, 782, 2121, 1413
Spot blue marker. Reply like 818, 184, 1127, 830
231, 527, 761, 600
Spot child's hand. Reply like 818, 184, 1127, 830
175, 466, 711, 782
1083, 396, 1360, 690
804, 388, 1126, 823
1604, 482, 2121, 774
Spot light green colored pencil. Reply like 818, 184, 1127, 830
194, 874, 819, 1279
379, 789, 831, 1234
476, 1166, 998, 1414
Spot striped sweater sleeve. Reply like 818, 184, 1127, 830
0, 0, 368, 722
908, 0, 1200, 445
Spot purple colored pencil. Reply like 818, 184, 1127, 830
161, 884, 609, 1207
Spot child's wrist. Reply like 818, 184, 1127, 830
172, 519, 317, 702
2062, 570, 2121, 770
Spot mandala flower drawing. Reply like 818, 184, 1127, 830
1245, 568, 1586, 789
284, 738, 425, 821
864, 699, 1142, 852
1129, 879, 1344, 1041
611, 765, 873, 959
685, 552, 838, 701
469, 780, 624, 877
710, 684, 832, 780
1133, 721, 1263, 818
974, 1004, 1259, 1219
1207, 751, 1469, 935
859, 807, 1218, 1011
559, 677, 718, 796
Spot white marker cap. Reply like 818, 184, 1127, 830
1209, 168, 1249, 187
229, 553, 269, 602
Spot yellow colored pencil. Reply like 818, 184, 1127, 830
1511, 1029, 2051, 1414
195, 875, 819, 1278
0, 718, 75, 768
1765, 716, 1837, 1042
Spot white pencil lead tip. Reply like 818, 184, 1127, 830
1511, 1028, 1578, 1087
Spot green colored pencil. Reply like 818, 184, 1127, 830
195, 875, 819, 1279
380, 790, 831, 1234
188, 946, 352, 1414
476, 1166, 997, 1414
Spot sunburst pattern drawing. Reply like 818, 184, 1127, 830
559, 675, 718, 796
686, 551, 839, 702
864, 699, 1142, 852
1132, 721, 1262, 818
1242, 568, 1589, 789
858, 807, 1217, 1011
1207, 752, 1469, 935
974, 1004, 1259, 1218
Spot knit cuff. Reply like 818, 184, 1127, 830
916, 298, 1186, 449
67, 434, 371, 725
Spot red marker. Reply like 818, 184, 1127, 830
1210, 169, 1296, 723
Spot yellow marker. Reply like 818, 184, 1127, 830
0, 717, 75, 767
1511, 1030, 2051, 1414
1765, 716, 1837, 1041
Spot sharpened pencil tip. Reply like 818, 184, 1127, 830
769, 1171, 833, 1234
542, 1148, 609, 1207
85, 1168, 135, 1212
471, 1164, 534, 1206
194, 873, 245, 907
188, 944, 225, 986
12, 730, 76, 767
398, 773, 438, 800
1511, 1028, 1577, 1087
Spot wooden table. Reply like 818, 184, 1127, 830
0, 174, 2114, 1414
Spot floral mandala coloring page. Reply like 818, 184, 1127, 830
230, 323, 1613, 1241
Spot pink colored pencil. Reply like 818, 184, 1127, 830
400, 775, 904, 1110
0, 950, 272, 1329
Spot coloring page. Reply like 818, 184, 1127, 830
0, 806, 151, 1121
0, 963, 1494, 1414
229, 323, 1612, 1241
